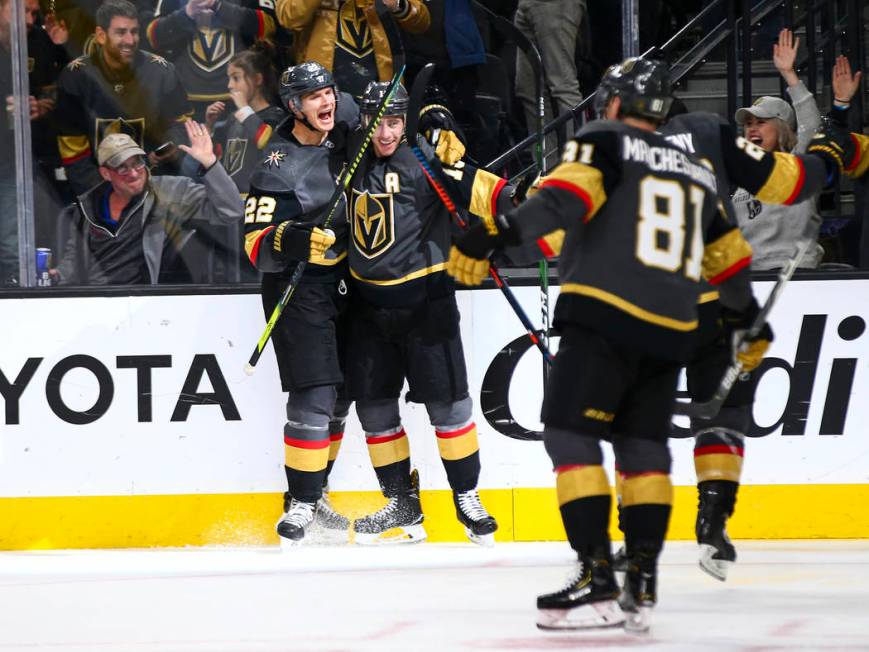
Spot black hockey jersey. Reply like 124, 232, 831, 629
55, 48, 193, 193
243, 121, 351, 277
511, 120, 753, 360
213, 104, 286, 193
146, 0, 276, 106
348, 137, 513, 306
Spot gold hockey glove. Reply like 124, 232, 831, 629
447, 214, 519, 286
274, 222, 336, 263
721, 299, 774, 372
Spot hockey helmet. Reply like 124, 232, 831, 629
279, 62, 338, 113
593, 57, 673, 123
359, 81, 410, 118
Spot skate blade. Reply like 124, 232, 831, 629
279, 535, 304, 550
536, 599, 625, 631
306, 523, 349, 545
699, 544, 732, 582
353, 524, 428, 546
623, 606, 652, 634
465, 528, 495, 547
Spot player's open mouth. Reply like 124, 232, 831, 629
318, 110, 333, 121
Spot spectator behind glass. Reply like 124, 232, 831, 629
514, 0, 584, 169
52, 122, 243, 285
145, 0, 278, 122
731, 29, 823, 271
54, 0, 194, 196
205, 41, 286, 195
276, 0, 430, 99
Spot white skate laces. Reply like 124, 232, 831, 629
456, 490, 488, 522
284, 499, 315, 529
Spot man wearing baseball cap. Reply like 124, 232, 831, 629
53, 120, 242, 285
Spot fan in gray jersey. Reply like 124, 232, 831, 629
345, 81, 516, 547
243, 62, 358, 547
655, 108, 840, 581
448, 58, 773, 633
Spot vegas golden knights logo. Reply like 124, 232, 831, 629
352, 189, 394, 259
336, 1, 373, 58
190, 27, 234, 73
224, 138, 248, 176
95, 117, 146, 150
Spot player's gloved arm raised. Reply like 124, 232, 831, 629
418, 102, 466, 166
447, 213, 521, 286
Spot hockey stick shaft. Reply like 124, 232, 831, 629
245, 65, 406, 375
411, 146, 554, 365
674, 233, 814, 419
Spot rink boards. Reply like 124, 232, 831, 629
0, 278, 867, 549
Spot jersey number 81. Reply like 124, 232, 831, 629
636, 176, 705, 281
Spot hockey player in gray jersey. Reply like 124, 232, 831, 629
346, 81, 514, 546
244, 62, 358, 546
448, 58, 772, 632
658, 107, 841, 580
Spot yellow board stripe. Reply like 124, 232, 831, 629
350, 263, 446, 286
435, 425, 479, 461
695, 454, 743, 483
560, 283, 698, 331
621, 473, 673, 506
702, 228, 753, 283
755, 151, 803, 204
1, 484, 869, 549
556, 465, 610, 506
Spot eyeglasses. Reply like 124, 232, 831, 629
110, 157, 147, 177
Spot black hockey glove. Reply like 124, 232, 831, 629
720, 298, 774, 372
446, 214, 520, 286
418, 102, 467, 165
273, 221, 336, 263
808, 116, 856, 179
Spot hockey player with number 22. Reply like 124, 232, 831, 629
447, 58, 772, 632
345, 81, 509, 546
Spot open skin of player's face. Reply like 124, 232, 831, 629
743, 115, 780, 152
295, 87, 336, 133
372, 115, 405, 158
95, 16, 139, 70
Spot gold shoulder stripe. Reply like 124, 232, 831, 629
469, 169, 506, 219
702, 228, 752, 284
58, 135, 91, 162
537, 229, 564, 258
755, 151, 804, 204
847, 132, 869, 179
540, 161, 606, 221
560, 283, 698, 331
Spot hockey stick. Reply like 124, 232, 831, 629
406, 63, 554, 366
244, 64, 406, 375
472, 1, 551, 382
673, 229, 816, 419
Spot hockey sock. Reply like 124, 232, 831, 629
324, 419, 344, 484
614, 463, 625, 535
555, 465, 612, 558
435, 422, 481, 493
283, 423, 330, 504
365, 426, 412, 497
693, 429, 744, 484
620, 472, 673, 562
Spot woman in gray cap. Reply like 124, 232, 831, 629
731, 28, 823, 270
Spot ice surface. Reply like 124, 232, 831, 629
0, 541, 867, 651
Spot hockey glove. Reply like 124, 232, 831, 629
447, 214, 519, 286
720, 299, 774, 372
419, 103, 466, 165
808, 117, 856, 177
273, 221, 336, 263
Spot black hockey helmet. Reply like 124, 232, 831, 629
359, 81, 410, 118
279, 61, 337, 113
593, 57, 673, 123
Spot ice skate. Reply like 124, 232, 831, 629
619, 559, 657, 633
453, 489, 497, 546
536, 558, 625, 630
313, 487, 351, 544
276, 496, 316, 547
353, 470, 426, 545
696, 481, 737, 581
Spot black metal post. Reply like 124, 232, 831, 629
805, 1, 818, 94
847, 0, 865, 124
727, 0, 738, 124
741, 0, 752, 108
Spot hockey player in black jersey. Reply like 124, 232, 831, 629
657, 105, 841, 582
345, 81, 514, 546
244, 62, 357, 546
54, 0, 193, 195
448, 58, 772, 632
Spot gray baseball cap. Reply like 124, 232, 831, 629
97, 133, 147, 168
735, 96, 796, 131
